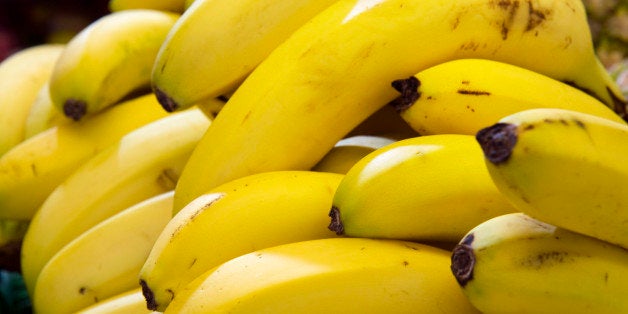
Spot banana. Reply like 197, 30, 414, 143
389, 58, 627, 136
329, 134, 517, 243
475, 108, 628, 249
0, 93, 169, 221
139, 171, 342, 311
75, 288, 152, 314
164, 238, 479, 313
23, 82, 71, 139
151, 0, 338, 112
451, 213, 628, 313
172, 0, 626, 213
49, 10, 179, 121
311, 135, 397, 174
20, 108, 210, 298
0, 44, 64, 156
109, 0, 186, 13
194, 95, 228, 120
32, 191, 173, 314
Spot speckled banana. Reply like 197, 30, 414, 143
476, 108, 628, 250
0, 44, 64, 156
312, 135, 397, 174
0, 94, 169, 221
139, 171, 342, 311
108, 0, 186, 13
173, 0, 625, 213
164, 238, 479, 313
32, 191, 173, 314
451, 213, 628, 314
329, 134, 517, 243
75, 288, 152, 314
151, 0, 338, 112
389, 58, 627, 136
49, 10, 179, 121
20, 108, 210, 298
23, 82, 70, 139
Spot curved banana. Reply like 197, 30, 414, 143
389, 58, 626, 136
0, 94, 169, 221
164, 238, 479, 313
0, 44, 64, 156
139, 171, 342, 311
32, 191, 173, 314
311, 135, 397, 174
173, 0, 625, 212
451, 213, 628, 313
49, 10, 179, 121
23, 82, 70, 139
329, 134, 517, 243
20, 108, 210, 297
75, 288, 152, 314
151, 0, 338, 112
476, 108, 628, 249
109, 0, 186, 13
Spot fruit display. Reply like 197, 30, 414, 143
0, 0, 626, 313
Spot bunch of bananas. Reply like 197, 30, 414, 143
0, 0, 627, 312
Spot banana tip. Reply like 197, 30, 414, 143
328, 206, 344, 235
450, 233, 475, 287
154, 87, 179, 112
63, 99, 87, 121
389, 76, 421, 112
139, 279, 158, 311
475, 123, 518, 164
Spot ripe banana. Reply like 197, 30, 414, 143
475, 108, 628, 249
75, 288, 152, 314
451, 213, 628, 313
389, 58, 627, 136
20, 108, 210, 297
109, 0, 186, 13
311, 135, 397, 174
49, 10, 179, 120
151, 0, 338, 112
0, 44, 64, 156
139, 171, 342, 311
329, 134, 517, 242
173, 0, 625, 212
0, 94, 169, 221
23, 82, 70, 139
164, 238, 479, 313
32, 191, 173, 314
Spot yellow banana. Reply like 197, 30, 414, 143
329, 134, 517, 242
23, 82, 71, 139
75, 288, 152, 314
151, 0, 338, 112
0, 44, 64, 156
139, 171, 342, 311
0, 94, 169, 221
109, 0, 186, 13
476, 108, 628, 249
32, 191, 173, 314
311, 135, 397, 174
389, 58, 627, 136
49, 10, 179, 121
173, 0, 625, 212
164, 238, 479, 313
451, 213, 628, 313
20, 108, 210, 298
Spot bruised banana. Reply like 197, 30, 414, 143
311, 135, 397, 174
108, 0, 186, 13
33, 192, 173, 314
476, 108, 628, 249
75, 288, 152, 314
451, 213, 628, 314
151, 0, 338, 111
0, 94, 169, 221
20, 108, 210, 297
165, 238, 479, 313
49, 10, 179, 120
329, 134, 517, 243
173, 0, 625, 212
23, 82, 70, 139
0, 44, 64, 156
140, 171, 342, 311
389, 58, 626, 136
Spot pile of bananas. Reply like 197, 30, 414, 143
0, 0, 627, 312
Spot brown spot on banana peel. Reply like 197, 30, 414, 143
63, 99, 87, 121
475, 123, 518, 164
154, 87, 179, 112
451, 233, 475, 287
389, 76, 421, 113
140, 279, 158, 311
328, 206, 344, 235
457, 89, 491, 96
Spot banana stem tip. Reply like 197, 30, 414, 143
475, 123, 518, 164
63, 99, 87, 121
328, 206, 344, 235
389, 76, 421, 112
450, 233, 476, 287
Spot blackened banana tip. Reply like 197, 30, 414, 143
450, 240, 475, 287
389, 76, 421, 113
139, 279, 158, 311
475, 123, 518, 164
328, 206, 345, 235
63, 99, 87, 121
154, 87, 179, 113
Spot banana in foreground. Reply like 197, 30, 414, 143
475, 108, 628, 249
329, 134, 517, 243
173, 0, 624, 212
451, 213, 628, 313
389, 58, 626, 136
140, 171, 342, 311
165, 238, 480, 313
